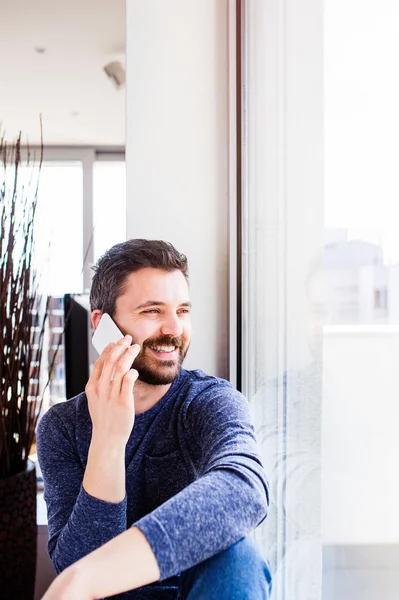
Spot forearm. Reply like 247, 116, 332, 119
83, 434, 126, 503
49, 436, 128, 572
63, 527, 160, 598
135, 467, 268, 580
49, 485, 128, 573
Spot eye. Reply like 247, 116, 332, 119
142, 309, 160, 314
178, 308, 190, 314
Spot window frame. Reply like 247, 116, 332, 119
235, 1, 324, 599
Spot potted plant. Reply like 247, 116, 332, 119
0, 131, 48, 599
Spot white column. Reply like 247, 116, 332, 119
126, 0, 230, 378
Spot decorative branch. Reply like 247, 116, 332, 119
0, 128, 47, 478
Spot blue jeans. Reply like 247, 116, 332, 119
177, 537, 272, 600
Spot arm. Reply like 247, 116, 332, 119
133, 386, 269, 579
36, 336, 142, 573
41, 527, 159, 600
37, 411, 128, 574
82, 337, 141, 504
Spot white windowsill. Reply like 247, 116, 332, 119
37, 491, 48, 528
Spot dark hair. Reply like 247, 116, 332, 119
90, 239, 189, 316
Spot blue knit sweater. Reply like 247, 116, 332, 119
37, 368, 269, 599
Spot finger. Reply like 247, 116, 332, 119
129, 342, 141, 365
120, 368, 139, 402
100, 335, 133, 382
89, 342, 115, 382
110, 344, 140, 396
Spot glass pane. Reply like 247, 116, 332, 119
35, 161, 84, 295
242, 2, 324, 599
1, 160, 83, 296
93, 160, 126, 263
1, 160, 83, 411
323, 1, 399, 599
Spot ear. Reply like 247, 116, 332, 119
91, 310, 103, 330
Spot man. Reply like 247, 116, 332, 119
37, 239, 272, 599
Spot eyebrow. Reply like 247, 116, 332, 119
134, 300, 192, 311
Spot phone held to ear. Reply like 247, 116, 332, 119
92, 313, 124, 355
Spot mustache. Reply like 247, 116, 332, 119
142, 335, 184, 350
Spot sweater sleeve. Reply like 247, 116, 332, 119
36, 408, 127, 574
134, 385, 269, 580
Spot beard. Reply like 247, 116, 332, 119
131, 334, 190, 385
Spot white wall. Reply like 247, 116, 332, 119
126, 0, 230, 379
322, 327, 399, 544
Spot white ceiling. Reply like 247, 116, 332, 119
0, 0, 125, 146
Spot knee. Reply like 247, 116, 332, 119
224, 536, 266, 566
180, 537, 272, 599
220, 537, 272, 588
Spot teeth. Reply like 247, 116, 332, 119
151, 346, 176, 353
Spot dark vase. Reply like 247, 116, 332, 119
0, 460, 37, 600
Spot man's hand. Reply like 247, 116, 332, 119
82, 335, 140, 503
40, 565, 94, 600
85, 335, 140, 446
41, 528, 161, 600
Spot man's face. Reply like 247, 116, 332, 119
112, 268, 192, 385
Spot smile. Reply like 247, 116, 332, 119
148, 346, 179, 360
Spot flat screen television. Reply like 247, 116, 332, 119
64, 293, 96, 399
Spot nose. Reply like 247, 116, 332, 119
160, 312, 183, 338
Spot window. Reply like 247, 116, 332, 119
241, 0, 399, 598
35, 162, 84, 295
30, 151, 126, 408
93, 159, 126, 263
240, 2, 324, 598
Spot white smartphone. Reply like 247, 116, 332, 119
92, 313, 124, 355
